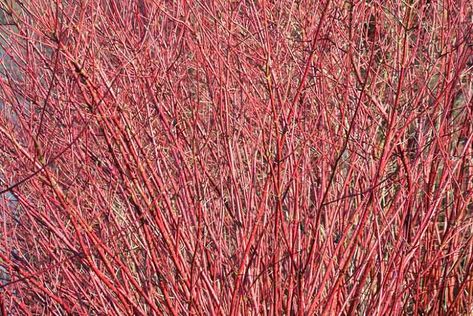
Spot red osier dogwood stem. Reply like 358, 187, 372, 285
0, 0, 472, 315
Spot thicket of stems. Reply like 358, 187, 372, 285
0, 0, 472, 314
